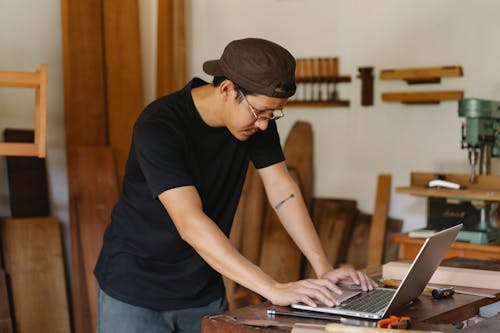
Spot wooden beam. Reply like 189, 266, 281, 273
0, 217, 71, 333
367, 174, 391, 268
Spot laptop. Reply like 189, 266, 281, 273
291, 224, 462, 319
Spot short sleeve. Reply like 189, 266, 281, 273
249, 121, 285, 169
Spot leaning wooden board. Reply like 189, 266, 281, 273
303, 198, 358, 278
102, 0, 143, 183
60, 0, 108, 331
0, 217, 70, 333
283, 121, 313, 211
72, 146, 120, 332
4, 129, 50, 217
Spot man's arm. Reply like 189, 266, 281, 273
158, 186, 341, 307
258, 161, 376, 290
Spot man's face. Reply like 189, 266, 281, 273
226, 90, 287, 141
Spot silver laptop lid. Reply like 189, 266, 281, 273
383, 224, 462, 317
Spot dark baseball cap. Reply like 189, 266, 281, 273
203, 38, 296, 98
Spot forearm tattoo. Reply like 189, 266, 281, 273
274, 193, 295, 210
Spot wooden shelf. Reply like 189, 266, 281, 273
396, 172, 500, 202
380, 66, 463, 84
396, 186, 500, 202
381, 90, 464, 104
287, 100, 350, 107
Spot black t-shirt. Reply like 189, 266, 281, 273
94, 78, 285, 310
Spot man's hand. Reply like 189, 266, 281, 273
321, 267, 378, 292
264, 278, 343, 308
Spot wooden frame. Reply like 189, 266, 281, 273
0, 64, 48, 158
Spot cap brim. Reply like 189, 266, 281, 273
203, 60, 225, 76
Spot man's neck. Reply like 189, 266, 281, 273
191, 84, 225, 127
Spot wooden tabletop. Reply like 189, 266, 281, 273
202, 290, 500, 333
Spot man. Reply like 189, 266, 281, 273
94, 37, 376, 333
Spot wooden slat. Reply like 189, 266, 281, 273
0, 217, 71, 333
157, 0, 186, 97
35, 63, 47, 158
60, 0, 107, 148
103, 0, 144, 182
0, 71, 40, 88
304, 198, 358, 278
380, 66, 463, 80
4, 129, 50, 217
367, 174, 391, 268
0, 143, 38, 157
60, 0, 108, 330
71, 146, 120, 332
381, 91, 463, 103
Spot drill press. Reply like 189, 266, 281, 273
458, 98, 500, 243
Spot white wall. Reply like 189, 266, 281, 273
185, 0, 500, 231
1, 0, 500, 251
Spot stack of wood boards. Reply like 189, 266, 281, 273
61, 1, 143, 331
0, 217, 71, 333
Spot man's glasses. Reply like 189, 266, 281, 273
239, 90, 285, 121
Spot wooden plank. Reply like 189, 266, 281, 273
0, 217, 71, 333
380, 66, 463, 81
71, 146, 120, 332
60, 0, 107, 148
4, 129, 50, 217
0, 270, 13, 333
284, 121, 313, 211
382, 261, 500, 289
259, 168, 303, 283
304, 198, 358, 278
60, 0, 108, 330
344, 214, 402, 269
157, 0, 186, 97
381, 91, 463, 103
367, 174, 391, 268
103, 0, 144, 182
0, 143, 38, 157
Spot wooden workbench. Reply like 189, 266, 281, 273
202, 265, 500, 333
202, 292, 500, 333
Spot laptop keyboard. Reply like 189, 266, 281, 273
340, 289, 395, 313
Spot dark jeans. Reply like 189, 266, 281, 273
97, 288, 228, 333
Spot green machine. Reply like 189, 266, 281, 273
457, 98, 500, 243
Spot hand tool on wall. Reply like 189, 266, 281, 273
357, 67, 374, 106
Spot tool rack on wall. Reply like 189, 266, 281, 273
288, 57, 351, 107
